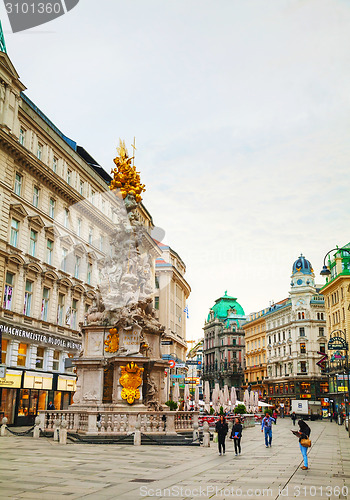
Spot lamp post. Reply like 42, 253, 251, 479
320, 246, 350, 277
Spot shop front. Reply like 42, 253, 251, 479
0, 370, 77, 425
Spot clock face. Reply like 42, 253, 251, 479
297, 279, 303, 285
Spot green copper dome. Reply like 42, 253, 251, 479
207, 291, 245, 321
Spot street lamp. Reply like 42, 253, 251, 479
320, 247, 350, 277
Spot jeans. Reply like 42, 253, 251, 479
218, 436, 226, 454
234, 437, 241, 454
264, 428, 272, 446
299, 442, 308, 467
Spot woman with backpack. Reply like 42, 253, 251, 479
230, 417, 243, 456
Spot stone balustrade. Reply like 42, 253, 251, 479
39, 410, 198, 436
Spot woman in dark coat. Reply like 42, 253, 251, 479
231, 417, 243, 456
295, 419, 311, 470
215, 415, 228, 456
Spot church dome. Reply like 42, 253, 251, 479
292, 254, 314, 276
207, 291, 245, 321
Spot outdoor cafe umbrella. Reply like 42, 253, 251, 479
173, 382, 180, 403
223, 384, 230, 406
194, 385, 200, 409
184, 383, 190, 411
230, 386, 237, 410
204, 381, 210, 404
243, 389, 250, 409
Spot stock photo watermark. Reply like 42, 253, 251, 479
139, 484, 349, 498
4, 0, 79, 32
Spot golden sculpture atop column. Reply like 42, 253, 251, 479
110, 139, 146, 202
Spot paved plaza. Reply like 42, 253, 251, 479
0, 419, 349, 500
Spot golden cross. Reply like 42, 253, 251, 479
131, 137, 136, 166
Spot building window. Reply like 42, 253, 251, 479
64, 209, 69, 228
36, 347, 45, 369
33, 186, 39, 207
37, 143, 42, 160
300, 343, 306, 354
57, 293, 65, 326
17, 343, 28, 367
154, 296, 159, 310
19, 127, 25, 146
10, 218, 19, 247
74, 256, 80, 279
1, 339, 8, 364
91, 190, 95, 205
14, 173, 22, 196
77, 218, 82, 237
299, 327, 305, 337
24, 280, 33, 316
79, 180, 84, 195
3, 271, 14, 310
61, 248, 67, 272
87, 262, 92, 285
67, 169, 71, 185
319, 343, 326, 354
41, 287, 50, 321
53, 157, 57, 173
88, 227, 93, 245
52, 350, 60, 371
29, 229, 38, 257
300, 362, 307, 374
155, 276, 160, 289
99, 235, 104, 251
49, 198, 55, 218
71, 299, 78, 330
319, 327, 325, 337
46, 239, 53, 265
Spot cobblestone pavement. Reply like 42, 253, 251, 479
0, 419, 349, 500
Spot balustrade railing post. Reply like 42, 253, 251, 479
1, 417, 8, 437
87, 413, 98, 434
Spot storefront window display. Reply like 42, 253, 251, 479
0, 388, 16, 424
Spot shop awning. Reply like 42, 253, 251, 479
23, 371, 53, 390
0, 369, 22, 388
57, 375, 76, 391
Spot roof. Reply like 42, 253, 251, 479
208, 291, 245, 321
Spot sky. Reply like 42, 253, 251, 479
2, 0, 350, 342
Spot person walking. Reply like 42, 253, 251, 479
292, 419, 311, 470
291, 412, 297, 426
261, 411, 275, 448
231, 417, 243, 456
272, 409, 278, 424
215, 415, 228, 456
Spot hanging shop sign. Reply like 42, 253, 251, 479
23, 371, 53, 390
57, 375, 76, 391
328, 336, 348, 351
0, 323, 81, 352
0, 369, 22, 388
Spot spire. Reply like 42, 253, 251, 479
0, 21, 7, 54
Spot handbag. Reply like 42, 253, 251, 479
300, 438, 311, 448
213, 432, 218, 443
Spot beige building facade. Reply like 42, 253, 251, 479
155, 240, 190, 363
243, 309, 268, 397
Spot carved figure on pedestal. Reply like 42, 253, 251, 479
144, 374, 162, 411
